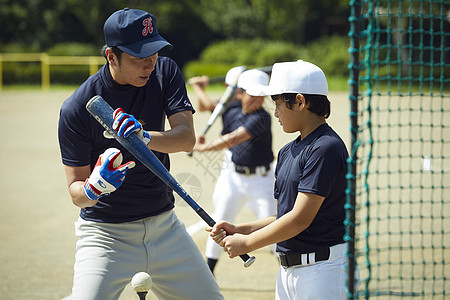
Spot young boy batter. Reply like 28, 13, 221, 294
209, 60, 359, 299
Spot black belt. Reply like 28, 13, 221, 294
235, 164, 270, 176
278, 248, 330, 267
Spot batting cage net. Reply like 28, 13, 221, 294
346, 0, 450, 299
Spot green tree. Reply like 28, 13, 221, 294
196, 0, 348, 43
0, 0, 350, 66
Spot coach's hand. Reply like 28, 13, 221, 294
83, 148, 136, 201
104, 108, 151, 145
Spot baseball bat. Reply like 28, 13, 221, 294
86, 95, 256, 268
202, 82, 238, 135
187, 67, 248, 157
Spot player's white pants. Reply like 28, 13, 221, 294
66, 210, 223, 300
275, 243, 360, 300
205, 151, 277, 259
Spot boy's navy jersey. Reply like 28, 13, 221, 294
58, 56, 194, 223
221, 101, 273, 167
274, 124, 348, 253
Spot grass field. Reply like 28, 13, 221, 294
0, 88, 350, 299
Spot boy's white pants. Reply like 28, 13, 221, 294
205, 151, 277, 259
276, 243, 360, 300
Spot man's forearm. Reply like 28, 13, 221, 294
69, 180, 98, 208
148, 125, 195, 153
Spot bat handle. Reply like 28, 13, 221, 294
197, 208, 256, 267
241, 254, 256, 268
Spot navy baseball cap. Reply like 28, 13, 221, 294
104, 8, 173, 58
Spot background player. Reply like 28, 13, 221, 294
190, 69, 277, 274
208, 60, 360, 298
185, 66, 246, 236
188, 66, 247, 113
58, 8, 223, 300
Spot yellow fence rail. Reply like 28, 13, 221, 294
0, 53, 105, 90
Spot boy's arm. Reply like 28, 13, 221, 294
218, 192, 325, 258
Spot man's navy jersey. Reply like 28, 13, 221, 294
274, 124, 348, 253
221, 101, 273, 167
58, 56, 194, 223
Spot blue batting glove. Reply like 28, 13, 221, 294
111, 108, 151, 145
83, 148, 136, 201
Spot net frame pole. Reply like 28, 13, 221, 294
347, 0, 362, 298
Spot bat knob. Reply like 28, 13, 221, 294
243, 256, 256, 268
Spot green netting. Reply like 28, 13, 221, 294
346, 0, 450, 299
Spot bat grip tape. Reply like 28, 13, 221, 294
196, 208, 216, 227
195, 208, 255, 266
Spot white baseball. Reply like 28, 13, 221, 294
131, 272, 152, 292
101, 147, 123, 168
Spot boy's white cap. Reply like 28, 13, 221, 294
225, 66, 247, 86
237, 69, 270, 96
260, 60, 328, 96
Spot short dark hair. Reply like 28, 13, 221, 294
101, 45, 123, 62
271, 93, 330, 118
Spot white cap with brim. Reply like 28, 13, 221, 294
257, 60, 328, 96
238, 69, 270, 96
225, 66, 247, 86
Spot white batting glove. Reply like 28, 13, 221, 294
83, 148, 136, 201
103, 108, 151, 145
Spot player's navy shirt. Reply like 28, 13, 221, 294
221, 101, 273, 167
58, 56, 194, 223
274, 124, 348, 253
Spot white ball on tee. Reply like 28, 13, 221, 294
101, 147, 123, 168
131, 272, 152, 292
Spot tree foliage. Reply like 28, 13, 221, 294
0, 0, 349, 66
196, 0, 349, 43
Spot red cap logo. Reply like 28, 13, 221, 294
142, 18, 153, 36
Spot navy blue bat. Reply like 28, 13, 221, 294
86, 95, 256, 268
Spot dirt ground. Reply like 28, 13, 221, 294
0, 88, 349, 300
